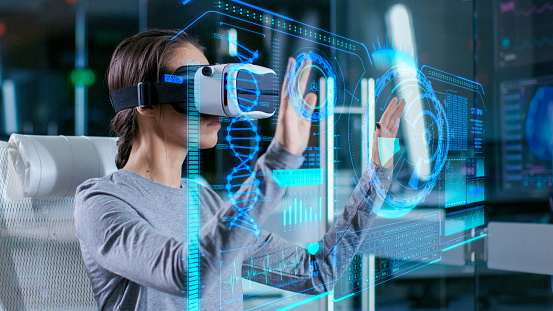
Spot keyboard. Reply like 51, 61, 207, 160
336, 212, 441, 297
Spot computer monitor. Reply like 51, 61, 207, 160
500, 76, 553, 197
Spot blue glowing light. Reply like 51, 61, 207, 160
272, 168, 324, 187
371, 48, 417, 70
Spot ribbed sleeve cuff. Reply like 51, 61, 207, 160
368, 159, 394, 189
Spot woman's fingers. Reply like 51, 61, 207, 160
390, 98, 406, 136
372, 97, 406, 167
380, 97, 405, 132
302, 93, 317, 125
274, 57, 316, 154
278, 58, 294, 121
380, 97, 399, 128
298, 61, 313, 97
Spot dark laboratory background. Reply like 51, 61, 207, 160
0, 0, 552, 310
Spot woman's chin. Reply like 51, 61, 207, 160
199, 137, 218, 149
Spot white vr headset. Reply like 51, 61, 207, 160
110, 63, 278, 119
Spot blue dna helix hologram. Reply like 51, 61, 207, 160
224, 32, 265, 236
226, 118, 262, 235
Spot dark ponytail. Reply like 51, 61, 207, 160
110, 109, 137, 169
107, 29, 203, 169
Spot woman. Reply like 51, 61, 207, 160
75, 29, 405, 310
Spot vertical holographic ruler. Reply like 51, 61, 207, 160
186, 61, 201, 311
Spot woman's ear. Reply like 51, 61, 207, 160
135, 105, 160, 119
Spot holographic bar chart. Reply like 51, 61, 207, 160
282, 191, 323, 231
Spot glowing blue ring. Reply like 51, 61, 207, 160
368, 65, 449, 216
287, 50, 337, 121
296, 64, 327, 110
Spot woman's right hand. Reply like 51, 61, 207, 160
274, 58, 317, 155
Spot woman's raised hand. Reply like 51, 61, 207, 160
372, 97, 406, 168
274, 58, 317, 155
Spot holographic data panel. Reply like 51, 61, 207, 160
419, 66, 487, 249
175, 1, 487, 310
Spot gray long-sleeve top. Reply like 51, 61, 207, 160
74, 140, 392, 310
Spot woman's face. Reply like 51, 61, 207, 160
163, 44, 221, 149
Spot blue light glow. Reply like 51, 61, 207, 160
273, 168, 324, 187
442, 234, 487, 252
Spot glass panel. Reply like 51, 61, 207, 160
335, 0, 489, 310
479, 0, 553, 310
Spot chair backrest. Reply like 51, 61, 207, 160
0, 135, 118, 311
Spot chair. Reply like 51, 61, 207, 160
0, 134, 117, 311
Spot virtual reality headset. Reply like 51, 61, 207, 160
110, 63, 279, 119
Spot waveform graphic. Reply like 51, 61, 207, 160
500, 1, 515, 13
516, 2, 553, 16
511, 35, 553, 52
223, 248, 314, 294
499, 1, 553, 16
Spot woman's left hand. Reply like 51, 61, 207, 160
372, 97, 406, 168
274, 58, 317, 155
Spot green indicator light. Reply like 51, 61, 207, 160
70, 68, 95, 86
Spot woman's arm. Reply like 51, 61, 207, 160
241, 161, 392, 294
74, 138, 302, 297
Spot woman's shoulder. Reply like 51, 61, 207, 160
182, 178, 225, 214
182, 177, 220, 200
75, 169, 149, 204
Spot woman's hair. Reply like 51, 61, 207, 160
108, 29, 203, 169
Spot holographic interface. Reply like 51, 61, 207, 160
175, 0, 488, 309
